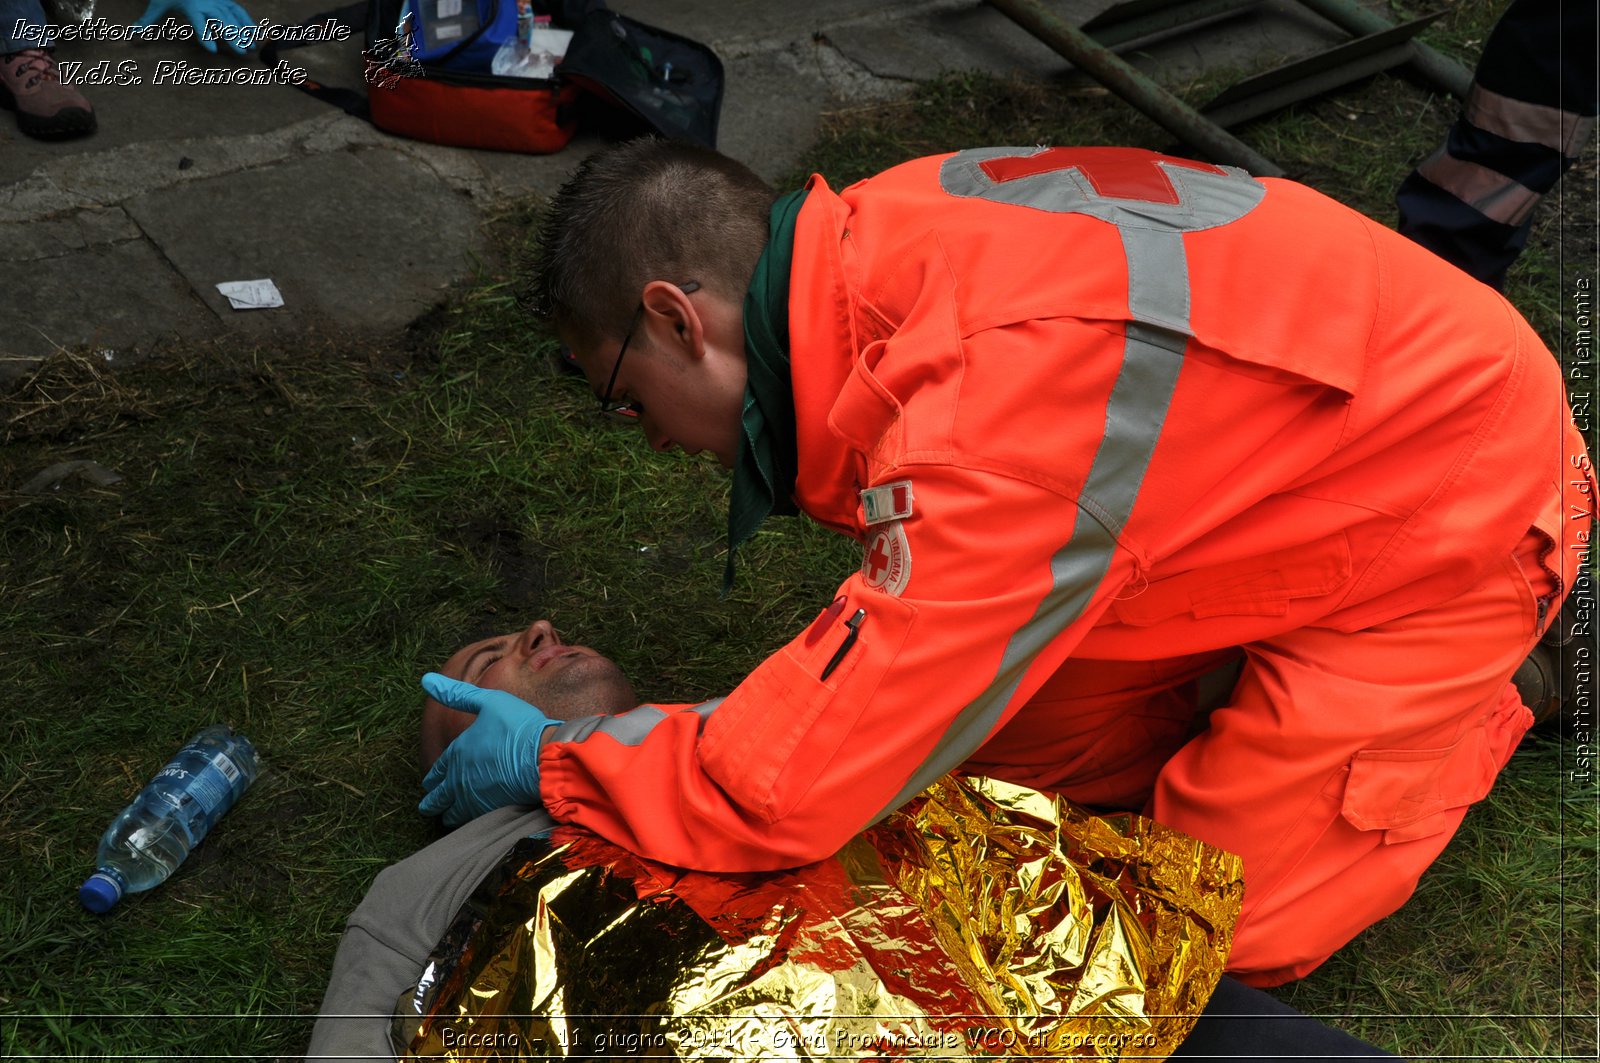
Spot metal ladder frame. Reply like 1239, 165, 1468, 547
986, 0, 1473, 176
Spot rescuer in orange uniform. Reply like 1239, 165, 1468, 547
419, 140, 1596, 987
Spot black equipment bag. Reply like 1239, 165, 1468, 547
555, 2, 724, 148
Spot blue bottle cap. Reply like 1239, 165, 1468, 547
79, 872, 122, 914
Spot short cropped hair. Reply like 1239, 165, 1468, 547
530, 138, 777, 346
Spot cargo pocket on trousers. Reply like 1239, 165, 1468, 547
1341, 697, 1531, 845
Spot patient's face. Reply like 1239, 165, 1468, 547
441, 619, 636, 719
420, 619, 637, 771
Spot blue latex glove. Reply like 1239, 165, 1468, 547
135, 0, 258, 55
418, 673, 555, 828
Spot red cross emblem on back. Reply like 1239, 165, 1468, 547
978, 147, 1227, 206
940, 146, 1266, 234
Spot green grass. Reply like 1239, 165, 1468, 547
1, 0, 1595, 1057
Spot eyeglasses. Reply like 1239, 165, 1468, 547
597, 281, 700, 416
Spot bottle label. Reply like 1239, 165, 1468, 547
183, 752, 242, 815
160, 752, 241, 816
211, 751, 242, 787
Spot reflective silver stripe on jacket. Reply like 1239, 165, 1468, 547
871, 149, 1265, 815
546, 698, 722, 748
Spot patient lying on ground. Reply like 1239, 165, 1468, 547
420, 618, 636, 771
309, 618, 1393, 1063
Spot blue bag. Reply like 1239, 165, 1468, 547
406, 0, 517, 71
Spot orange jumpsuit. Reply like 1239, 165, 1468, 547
541, 147, 1596, 985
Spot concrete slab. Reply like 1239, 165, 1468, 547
0, 217, 216, 362
604, 0, 971, 56
827, 1, 1342, 91
826, 4, 1060, 84
11, 204, 141, 258
121, 148, 484, 337
450, 133, 610, 205
716, 47, 844, 182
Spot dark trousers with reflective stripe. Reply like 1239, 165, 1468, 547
1397, 0, 1598, 288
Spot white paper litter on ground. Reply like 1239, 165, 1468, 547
216, 279, 284, 310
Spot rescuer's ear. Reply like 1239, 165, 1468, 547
639, 280, 705, 362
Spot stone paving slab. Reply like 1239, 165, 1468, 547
1, 218, 217, 364
121, 148, 484, 336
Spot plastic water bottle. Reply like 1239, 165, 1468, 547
79, 724, 260, 913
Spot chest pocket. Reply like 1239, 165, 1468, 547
1111, 533, 1351, 625
698, 589, 919, 825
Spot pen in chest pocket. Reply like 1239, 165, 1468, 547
820, 608, 868, 681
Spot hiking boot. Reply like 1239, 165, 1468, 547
1513, 570, 1596, 729
0, 48, 96, 140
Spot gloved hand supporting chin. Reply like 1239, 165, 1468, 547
418, 673, 556, 829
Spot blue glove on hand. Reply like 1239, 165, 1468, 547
135, 0, 258, 55
418, 672, 556, 829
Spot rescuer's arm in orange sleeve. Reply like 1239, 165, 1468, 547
538, 313, 1158, 871
538, 465, 1140, 871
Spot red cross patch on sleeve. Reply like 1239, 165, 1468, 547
861, 521, 912, 596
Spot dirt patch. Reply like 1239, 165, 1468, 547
1, 349, 177, 444
451, 511, 558, 617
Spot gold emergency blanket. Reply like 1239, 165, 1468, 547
395, 776, 1244, 1060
